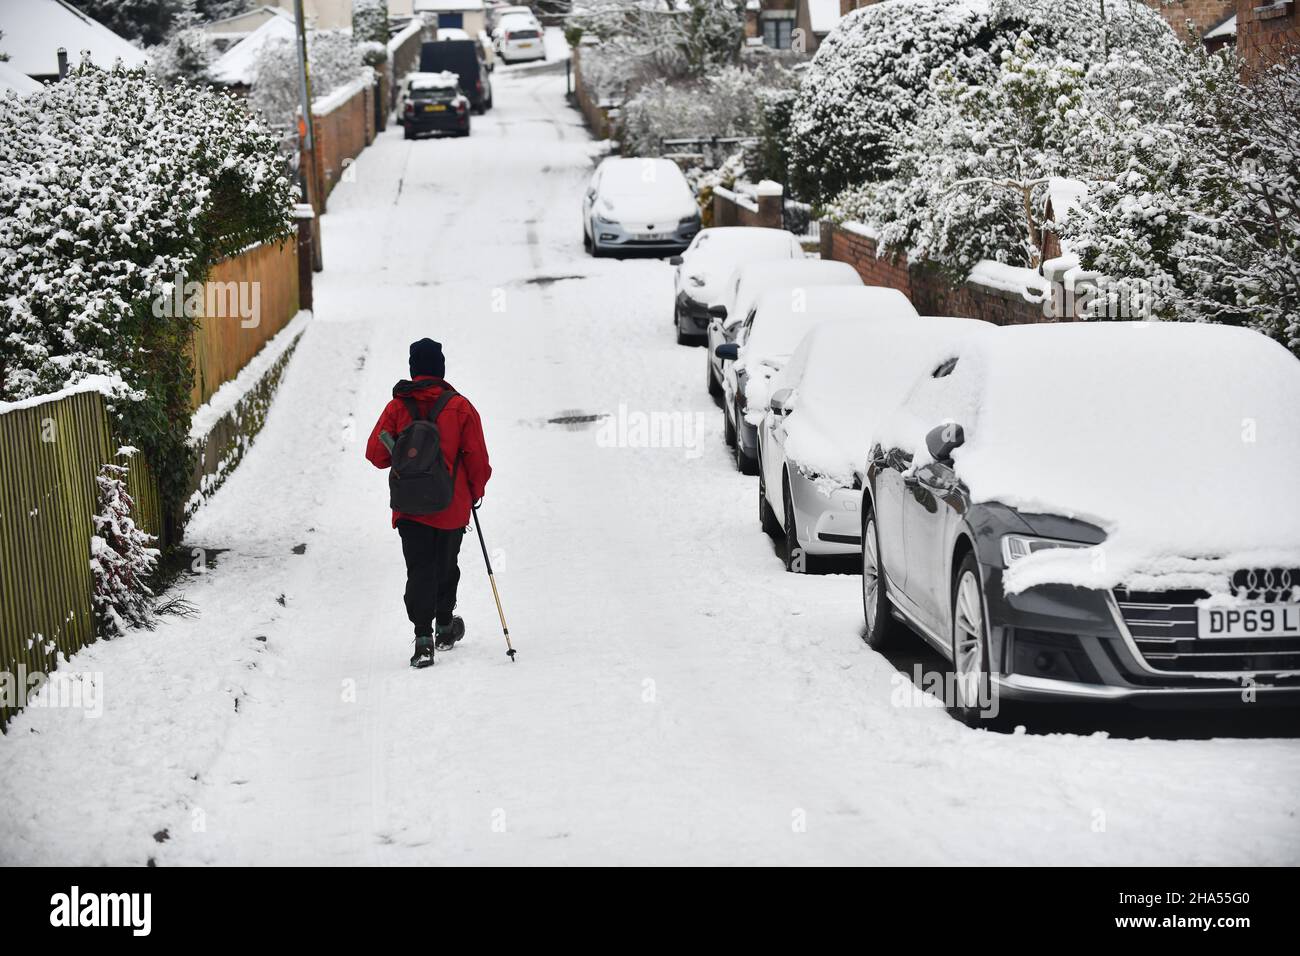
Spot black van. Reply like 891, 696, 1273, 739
419, 40, 493, 114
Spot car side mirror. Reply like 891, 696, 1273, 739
715, 343, 739, 362
708, 304, 727, 320
926, 423, 965, 463
669, 256, 683, 266
769, 387, 794, 415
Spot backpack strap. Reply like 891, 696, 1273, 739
400, 387, 459, 424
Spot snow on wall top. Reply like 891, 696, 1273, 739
210, 13, 298, 86
312, 68, 374, 114
0, 0, 149, 77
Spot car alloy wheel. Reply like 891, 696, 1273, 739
950, 554, 993, 725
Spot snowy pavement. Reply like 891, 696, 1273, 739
2, 70, 1298, 866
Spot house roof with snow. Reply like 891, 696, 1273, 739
0, 0, 149, 79
0, 59, 42, 95
203, 5, 294, 43
209, 12, 298, 86
1204, 13, 1236, 41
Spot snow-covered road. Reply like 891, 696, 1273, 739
3, 71, 1298, 866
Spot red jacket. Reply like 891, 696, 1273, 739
365, 376, 492, 529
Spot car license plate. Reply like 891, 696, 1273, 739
1198, 604, 1300, 638
424, 104, 446, 112
519, 42, 534, 47
641, 232, 668, 241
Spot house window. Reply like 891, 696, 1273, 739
761, 15, 794, 48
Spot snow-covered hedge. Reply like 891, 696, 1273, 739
91, 456, 160, 638
1061, 48, 1300, 355
788, 0, 1182, 205
0, 64, 295, 516
619, 64, 797, 158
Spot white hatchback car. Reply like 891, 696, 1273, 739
582, 157, 701, 257
669, 227, 804, 345
495, 13, 546, 62
759, 315, 987, 572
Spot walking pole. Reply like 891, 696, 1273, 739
472, 503, 515, 661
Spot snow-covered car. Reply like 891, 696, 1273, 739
863, 321, 1300, 722
497, 21, 546, 62
582, 157, 700, 257
718, 285, 916, 475
760, 315, 985, 572
491, 5, 540, 35
399, 72, 472, 139
705, 258, 862, 403
669, 227, 804, 345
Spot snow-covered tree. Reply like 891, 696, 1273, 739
573, 0, 743, 100
1062, 47, 1300, 354
68, 0, 185, 47
787, 0, 1182, 205
151, 0, 215, 84
249, 30, 366, 133
620, 63, 794, 157
90, 456, 160, 638
849, 33, 1085, 275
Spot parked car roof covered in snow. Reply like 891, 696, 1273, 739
722, 258, 863, 331
774, 315, 990, 487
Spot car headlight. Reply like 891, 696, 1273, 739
679, 213, 701, 227
594, 213, 616, 225
1001, 535, 1088, 567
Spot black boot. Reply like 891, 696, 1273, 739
410, 633, 435, 668
434, 616, 465, 651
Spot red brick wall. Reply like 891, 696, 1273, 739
1153, 0, 1237, 35
712, 187, 783, 229
311, 77, 376, 209
822, 222, 1050, 325
1237, 0, 1299, 71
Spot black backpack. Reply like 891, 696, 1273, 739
388, 389, 461, 515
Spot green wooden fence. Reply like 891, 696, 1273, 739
0, 389, 162, 727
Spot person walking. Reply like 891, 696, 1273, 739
366, 338, 492, 667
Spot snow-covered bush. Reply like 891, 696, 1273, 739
1062, 48, 1300, 355
788, 0, 1183, 205
353, 0, 390, 45
787, 0, 990, 203
249, 30, 367, 132
573, 0, 743, 99
90, 456, 160, 637
0, 64, 295, 513
151, 1, 215, 83
848, 33, 1085, 276
620, 64, 794, 158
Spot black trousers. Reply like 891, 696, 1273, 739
397, 520, 464, 636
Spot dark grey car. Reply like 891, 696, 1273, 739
860, 323, 1300, 723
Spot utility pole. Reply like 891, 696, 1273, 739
293, 0, 322, 269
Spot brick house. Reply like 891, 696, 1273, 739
1235, 0, 1298, 69
745, 0, 801, 49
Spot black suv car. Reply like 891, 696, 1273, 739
419, 40, 492, 114
401, 77, 471, 138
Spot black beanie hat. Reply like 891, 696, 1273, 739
409, 338, 445, 379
